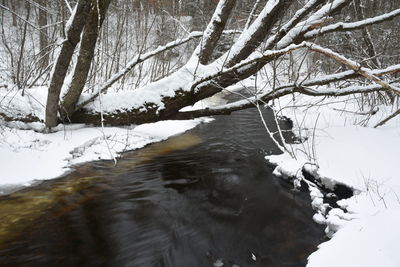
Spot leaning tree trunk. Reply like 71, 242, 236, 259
38, 0, 399, 128
197, 0, 237, 65
69, 0, 350, 126
60, 0, 112, 122
45, 0, 92, 128
224, 0, 291, 67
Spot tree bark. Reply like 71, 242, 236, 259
197, 0, 237, 65
37, 0, 49, 70
225, 0, 292, 67
45, 0, 92, 128
10, 0, 17, 26
60, 0, 112, 122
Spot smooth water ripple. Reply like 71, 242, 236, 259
0, 108, 323, 267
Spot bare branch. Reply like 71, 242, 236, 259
264, 0, 326, 50
63, 0, 73, 14
374, 108, 400, 128
305, 8, 400, 38
295, 83, 391, 96
0, 3, 42, 32
304, 42, 400, 95
244, 0, 262, 30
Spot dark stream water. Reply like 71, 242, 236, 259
0, 108, 324, 267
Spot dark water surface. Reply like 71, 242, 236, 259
0, 108, 324, 267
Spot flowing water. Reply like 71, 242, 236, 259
0, 107, 324, 267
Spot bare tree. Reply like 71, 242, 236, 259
36, 0, 50, 70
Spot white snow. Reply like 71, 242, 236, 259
0, 84, 210, 191
265, 93, 400, 267
308, 208, 400, 267
0, 118, 206, 190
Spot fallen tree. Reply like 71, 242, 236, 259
2, 0, 400, 128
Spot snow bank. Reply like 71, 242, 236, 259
0, 118, 208, 191
266, 94, 400, 267
0, 85, 215, 193
308, 208, 400, 267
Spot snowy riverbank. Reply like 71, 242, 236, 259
0, 86, 211, 193
266, 94, 400, 267
0, 86, 216, 193
1, 84, 400, 266
0, 119, 209, 191
0, 119, 210, 194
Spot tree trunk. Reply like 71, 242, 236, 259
30, 0, 398, 129
225, 0, 292, 67
197, 0, 237, 65
45, 0, 92, 128
60, 0, 112, 122
15, 1, 30, 90
10, 0, 17, 26
68, 0, 351, 126
37, 0, 49, 70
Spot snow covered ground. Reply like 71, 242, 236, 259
266, 94, 400, 267
0, 119, 206, 190
1, 82, 400, 266
0, 86, 209, 193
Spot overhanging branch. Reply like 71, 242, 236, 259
305, 8, 400, 38
304, 42, 400, 95
76, 30, 240, 110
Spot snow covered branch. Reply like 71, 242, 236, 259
77, 30, 239, 110
174, 62, 400, 120
189, 43, 306, 93
264, 0, 326, 50
173, 81, 398, 120
304, 42, 400, 95
76, 31, 206, 110
0, 111, 41, 123
374, 108, 400, 128
305, 8, 400, 38
197, 0, 237, 65
276, 0, 350, 48
225, 0, 291, 67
